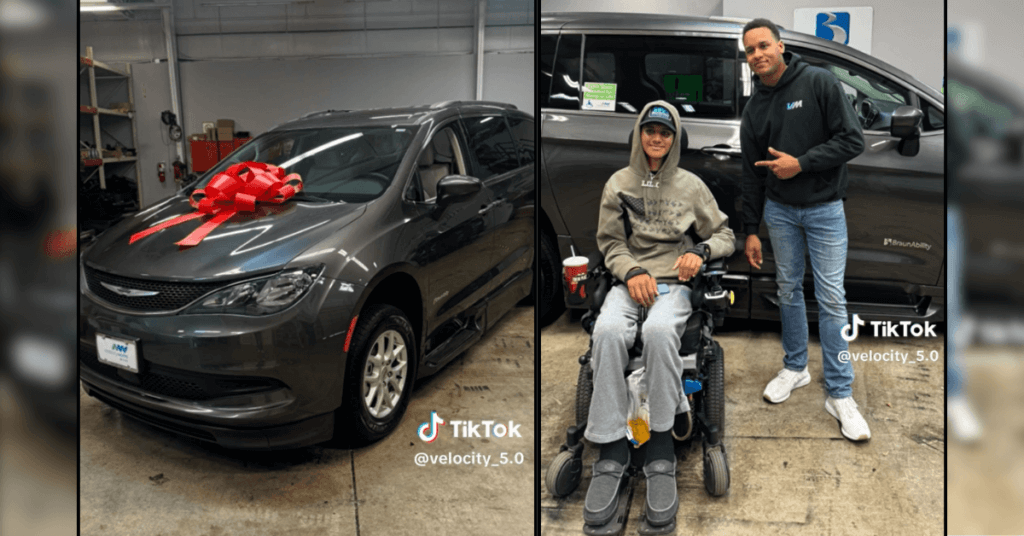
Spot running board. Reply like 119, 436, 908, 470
422, 311, 484, 371
762, 295, 936, 319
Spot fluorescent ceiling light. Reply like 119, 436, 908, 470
80, 5, 119, 11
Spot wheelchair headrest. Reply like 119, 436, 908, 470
587, 249, 605, 271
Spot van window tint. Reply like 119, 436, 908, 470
541, 34, 558, 107
548, 34, 583, 111
462, 116, 520, 179
507, 115, 535, 165
580, 35, 738, 118
788, 48, 913, 132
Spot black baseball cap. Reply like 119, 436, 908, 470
639, 105, 676, 133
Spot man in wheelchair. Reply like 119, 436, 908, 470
582, 101, 735, 532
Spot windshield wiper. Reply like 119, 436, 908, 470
290, 192, 335, 203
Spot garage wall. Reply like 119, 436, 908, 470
724, 0, 943, 93
80, 0, 533, 209
949, 1, 1024, 90
541, 0, 723, 17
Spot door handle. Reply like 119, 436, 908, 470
479, 200, 504, 215
701, 145, 742, 157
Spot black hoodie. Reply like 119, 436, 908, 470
740, 52, 865, 236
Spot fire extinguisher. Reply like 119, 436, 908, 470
173, 160, 186, 184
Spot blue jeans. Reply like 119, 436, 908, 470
947, 206, 965, 396
764, 198, 854, 399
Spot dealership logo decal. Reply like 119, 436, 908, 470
815, 12, 850, 45
787, 100, 803, 110
101, 282, 160, 297
111, 343, 129, 353
883, 238, 932, 251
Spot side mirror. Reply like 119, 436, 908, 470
436, 175, 482, 205
890, 106, 923, 157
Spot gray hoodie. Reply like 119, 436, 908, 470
596, 100, 736, 283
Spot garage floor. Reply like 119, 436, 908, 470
541, 312, 944, 535
948, 345, 1024, 535
80, 304, 535, 536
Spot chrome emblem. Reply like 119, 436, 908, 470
100, 282, 159, 297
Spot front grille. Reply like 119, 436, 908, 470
84, 266, 239, 312
80, 346, 286, 401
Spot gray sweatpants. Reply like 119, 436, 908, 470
584, 283, 693, 444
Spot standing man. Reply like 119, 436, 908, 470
739, 19, 870, 441
583, 100, 735, 531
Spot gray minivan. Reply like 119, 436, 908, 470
538, 13, 944, 326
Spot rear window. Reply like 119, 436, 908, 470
196, 126, 416, 203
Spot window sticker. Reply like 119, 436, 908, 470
681, 104, 696, 113
582, 82, 617, 111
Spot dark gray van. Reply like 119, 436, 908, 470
538, 13, 945, 326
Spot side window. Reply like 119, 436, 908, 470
506, 115, 534, 165
790, 48, 913, 132
581, 35, 739, 117
547, 34, 582, 111
412, 126, 461, 201
462, 115, 519, 179
921, 99, 944, 131
540, 34, 558, 108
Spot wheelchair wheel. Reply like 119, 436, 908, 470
546, 449, 583, 497
703, 447, 730, 496
575, 363, 593, 427
704, 341, 725, 439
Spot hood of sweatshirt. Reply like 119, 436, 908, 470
628, 100, 683, 215
752, 51, 808, 95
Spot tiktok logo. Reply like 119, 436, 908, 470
417, 411, 445, 443
841, 314, 866, 342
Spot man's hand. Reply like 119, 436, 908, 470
673, 253, 703, 282
754, 147, 801, 179
745, 235, 763, 269
627, 273, 658, 307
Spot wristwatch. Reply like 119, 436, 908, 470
686, 243, 710, 263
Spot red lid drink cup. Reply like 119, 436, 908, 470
563, 256, 588, 293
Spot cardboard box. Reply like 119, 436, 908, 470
216, 127, 234, 141
216, 119, 234, 129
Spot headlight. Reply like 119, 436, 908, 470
183, 265, 324, 316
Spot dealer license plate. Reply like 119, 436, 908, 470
95, 333, 139, 373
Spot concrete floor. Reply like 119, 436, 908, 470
80, 304, 535, 536
540, 311, 944, 535
948, 346, 1024, 535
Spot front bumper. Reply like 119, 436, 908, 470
79, 275, 363, 449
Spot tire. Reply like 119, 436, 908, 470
575, 363, 593, 428
546, 450, 583, 497
704, 342, 725, 440
703, 448, 730, 497
336, 304, 416, 447
539, 230, 566, 327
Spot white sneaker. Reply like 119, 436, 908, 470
948, 395, 983, 444
762, 367, 811, 403
825, 396, 871, 441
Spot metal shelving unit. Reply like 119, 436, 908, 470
79, 45, 142, 208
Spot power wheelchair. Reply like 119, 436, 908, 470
544, 246, 734, 503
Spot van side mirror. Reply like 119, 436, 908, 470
890, 106, 923, 157
436, 175, 482, 206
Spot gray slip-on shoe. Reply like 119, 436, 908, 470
583, 454, 630, 526
643, 458, 678, 527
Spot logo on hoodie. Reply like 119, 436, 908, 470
786, 100, 803, 111
815, 12, 850, 45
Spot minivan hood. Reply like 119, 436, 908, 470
84, 196, 365, 281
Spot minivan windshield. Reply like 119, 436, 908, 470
194, 126, 417, 203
